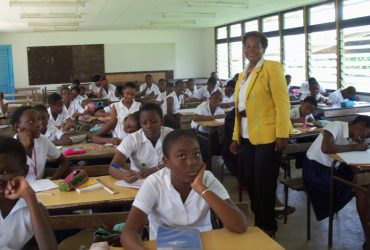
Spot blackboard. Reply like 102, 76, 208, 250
27, 44, 104, 85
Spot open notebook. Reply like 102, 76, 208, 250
337, 149, 370, 166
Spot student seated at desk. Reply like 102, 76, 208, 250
303, 80, 328, 103
106, 84, 123, 102
137, 74, 161, 100
194, 77, 220, 101
61, 87, 85, 121
163, 80, 185, 129
89, 74, 116, 99
300, 77, 327, 99
34, 104, 72, 146
290, 96, 317, 124
109, 103, 173, 182
79, 86, 88, 100
47, 93, 74, 132
221, 80, 235, 108
11, 106, 69, 181
211, 71, 224, 88
303, 115, 370, 247
71, 86, 86, 107
0, 137, 57, 250
184, 78, 199, 101
0, 92, 8, 116
92, 112, 140, 145
121, 129, 247, 248
328, 86, 357, 106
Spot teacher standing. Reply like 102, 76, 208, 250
230, 31, 292, 236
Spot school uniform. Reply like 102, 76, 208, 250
184, 88, 198, 98
303, 121, 354, 220
222, 94, 234, 104
300, 92, 327, 102
45, 123, 64, 142
191, 101, 225, 133
105, 91, 120, 102
133, 167, 230, 240
0, 99, 8, 115
139, 83, 161, 97
103, 102, 116, 114
47, 107, 69, 129
116, 126, 173, 172
63, 102, 84, 118
14, 134, 61, 181
193, 86, 220, 100
162, 91, 183, 116
290, 106, 314, 122
300, 81, 327, 97
0, 198, 33, 250
89, 82, 100, 94
328, 89, 344, 105
73, 94, 85, 106
89, 83, 116, 98
112, 99, 141, 139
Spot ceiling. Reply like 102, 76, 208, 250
0, 0, 323, 33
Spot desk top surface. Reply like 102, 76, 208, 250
61, 143, 117, 160
317, 101, 370, 111
36, 175, 137, 210
356, 112, 370, 116
110, 227, 284, 250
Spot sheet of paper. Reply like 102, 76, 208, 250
115, 179, 144, 189
337, 149, 370, 165
29, 179, 58, 192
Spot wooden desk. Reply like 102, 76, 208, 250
36, 175, 137, 212
357, 112, 370, 116
290, 126, 321, 140
110, 227, 284, 250
61, 143, 116, 160
196, 119, 225, 127
317, 101, 370, 121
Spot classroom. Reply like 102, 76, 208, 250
0, 0, 370, 250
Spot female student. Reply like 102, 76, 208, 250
109, 103, 173, 182
92, 112, 140, 145
61, 87, 85, 120
11, 106, 69, 181
163, 80, 185, 129
290, 96, 317, 124
0, 136, 57, 250
121, 129, 247, 248
47, 93, 73, 132
0, 92, 8, 116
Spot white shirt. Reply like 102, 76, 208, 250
139, 83, 161, 97
105, 92, 120, 102
133, 168, 230, 240
112, 100, 141, 139
222, 94, 234, 104
290, 106, 315, 122
89, 83, 116, 98
63, 102, 84, 118
14, 134, 61, 181
306, 121, 352, 167
163, 91, 184, 116
89, 82, 100, 94
45, 123, 64, 142
300, 81, 327, 97
47, 107, 69, 129
116, 127, 173, 172
328, 89, 344, 106
193, 86, 220, 100
238, 57, 265, 139
184, 88, 198, 98
73, 95, 85, 106
191, 101, 225, 133
103, 102, 116, 113
0, 198, 33, 250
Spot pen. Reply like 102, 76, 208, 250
96, 178, 118, 195
111, 163, 129, 172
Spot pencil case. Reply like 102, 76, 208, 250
63, 147, 87, 156
58, 169, 89, 192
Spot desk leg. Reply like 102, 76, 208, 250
328, 160, 337, 248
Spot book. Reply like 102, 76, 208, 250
115, 179, 144, 189
337, 149, 370, 166
29, 179, 58, 192
75, 178, 103, 193
156, 225, 203, 250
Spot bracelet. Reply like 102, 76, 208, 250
201, 188, 210, 197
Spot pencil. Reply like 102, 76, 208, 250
36, 192, 55, 196
96, 178, 118, 195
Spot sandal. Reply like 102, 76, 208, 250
275, 205, 296, 219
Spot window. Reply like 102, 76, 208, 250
229, 41, 243, 77
342, 25, 370, 93
216, 43, 229, 79
309, 3, 335, 25
244, 20, 258, 33
283, 10, 303, 29
217, 27, 227, 40
264, 36, 280, 62
283, 34, 306, 87
262, 15, 279, 32
343, 0, 370, 20
308, 30, 337, 90
229, 23, 241, 38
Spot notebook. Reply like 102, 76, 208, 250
115, 179, 144, 189
337, 149, 370, 166
156, 226, 203, 250
75, 178, 103, 193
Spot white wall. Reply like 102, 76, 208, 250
0, 28, 215, 90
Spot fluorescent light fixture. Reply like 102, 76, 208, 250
150, 20, 196, 25
28, 21, 80, 26
162, 13, 216, 18
21, 13, 82, 19
10, 0, 87, 7
186, 1, 248, 8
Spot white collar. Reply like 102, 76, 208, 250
243, 56, 265, 75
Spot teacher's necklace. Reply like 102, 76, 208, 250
246, 65, 254, 78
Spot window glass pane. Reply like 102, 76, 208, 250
244, 20, 258, 32
283, 10, 303, 29
216, 43, 229, 79
343, 0, 370, 20
264, 36, 280, 62
342, 25, 370, 93
262, 15, 279, 32
283, 34, 306, 87
308, 30, 337, 90
309, 3, 335, 25
229, 23, 241, 38
229, 41, 243, 77
217, 27, 227, 40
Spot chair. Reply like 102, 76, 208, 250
281, 142, 313, 178
280, 177, 311, 240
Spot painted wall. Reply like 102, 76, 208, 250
0, 28, 215, 90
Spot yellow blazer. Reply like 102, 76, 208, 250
232, 60, 292, 145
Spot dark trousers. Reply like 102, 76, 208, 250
241, 138, 281, 232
